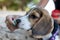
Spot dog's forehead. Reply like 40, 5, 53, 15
26, 7, 40, 15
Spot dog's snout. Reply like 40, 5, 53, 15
16, 19, 21, 24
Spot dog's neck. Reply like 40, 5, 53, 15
42, 20, 59, 40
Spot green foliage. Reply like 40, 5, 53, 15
7, 3, 19, 10
0, 0, 5, 2
0, 0, 39, 11
32, 0, 39, 4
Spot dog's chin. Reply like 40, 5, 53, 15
18, 24, 31, 30
18, 26, 31, 31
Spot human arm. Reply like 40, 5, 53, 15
37, 0, 49, 8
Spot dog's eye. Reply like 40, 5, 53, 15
30, 15, 38, 19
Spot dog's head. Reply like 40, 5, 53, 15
10, 7, 54, 38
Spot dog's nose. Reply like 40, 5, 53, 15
16, 19, 21, 24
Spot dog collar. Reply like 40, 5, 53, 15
49, 21, 59, 40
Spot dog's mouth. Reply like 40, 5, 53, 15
13, 20, 31, 31
13, 18, 21, 26
18, 24, 31, 30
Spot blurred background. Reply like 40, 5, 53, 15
0, 0, 39, 11
0, 0, 55, 14
0, 0, 55, 27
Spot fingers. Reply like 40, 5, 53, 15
6, 15, 14, 24
6, 15, 21, 24
6, 21, 18, 32
5, 15, 20, 32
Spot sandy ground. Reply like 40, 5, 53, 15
0, 26, 37, 40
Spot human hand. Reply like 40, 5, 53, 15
5, 15, 21, 32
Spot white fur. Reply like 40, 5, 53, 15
17, 15, 31, 30
43, 33, 52, 40
55, 35, 59, 40
43, 33, 59, 40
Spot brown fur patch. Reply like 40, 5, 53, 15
28, 8, 54, 38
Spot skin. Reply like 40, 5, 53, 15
37, 0, 49, 8
5, 15, 21, 31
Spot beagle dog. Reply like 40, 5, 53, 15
6, 7, 59, 40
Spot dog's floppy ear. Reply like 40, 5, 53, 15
31, 8, 54, 38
